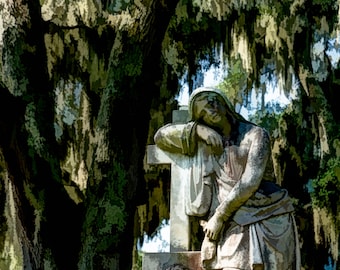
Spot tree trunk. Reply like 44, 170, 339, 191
0, 0, 179, 269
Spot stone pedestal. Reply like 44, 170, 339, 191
142, 252, 202, 270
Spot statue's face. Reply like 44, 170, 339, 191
194, 93, 228, 127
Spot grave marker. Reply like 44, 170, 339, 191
143, 107, 202, 270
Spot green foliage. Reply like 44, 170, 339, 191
99, 161, 127, 237
23, 182, 45, 213
164, 3, 226, 84
86, 161, 128, 247
248, 104, 282, 135
106, 0, 132, 13
115, 47, 143, 79
99, 199, 126, 234
312, 0, 336, 13
311, 157, 340, 216
1, 29, 29, 96
218, 57, 248, 106
25, 102, 46, 158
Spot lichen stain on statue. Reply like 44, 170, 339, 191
154, 87, 301, 270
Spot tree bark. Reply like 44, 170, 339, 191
0, 0, 179, 269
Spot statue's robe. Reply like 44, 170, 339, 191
155, 121, 301, 270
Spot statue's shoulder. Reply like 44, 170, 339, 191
238, 122, 269, 142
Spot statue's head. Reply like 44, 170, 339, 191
188, 87, 242, 124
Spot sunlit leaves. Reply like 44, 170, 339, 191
218, 57, 248, 106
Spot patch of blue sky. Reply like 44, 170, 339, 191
138, 219, 170, 253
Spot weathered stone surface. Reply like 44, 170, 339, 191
151, 88, 301, 269
142, 252, 202, 270
172, 108, 189, 123
147, 144, 191, 251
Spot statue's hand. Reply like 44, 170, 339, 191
202, 214, 224, 241
196, 124, 223, 155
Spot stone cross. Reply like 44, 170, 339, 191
147, 107, 191, 252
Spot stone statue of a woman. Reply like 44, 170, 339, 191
154, 87, 301, 270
